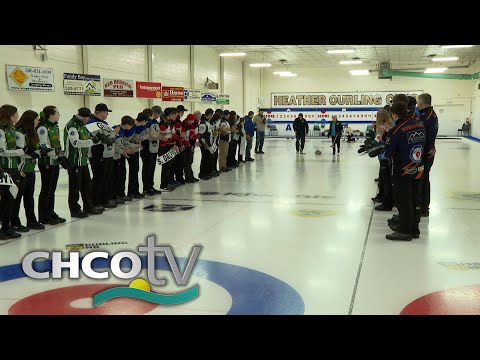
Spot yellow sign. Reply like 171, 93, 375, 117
290, 209, 336, 218
66, 244, 84, 251
9, 67, 28, 86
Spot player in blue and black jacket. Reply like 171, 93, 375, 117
416, 93, 438, 217
383, 101, 425, 241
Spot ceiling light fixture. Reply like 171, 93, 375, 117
349, 69, 369, 76
219, 52, 246, 57
431, 57, 459, 62
327, 49, 355, 54
273, 71, 292, 75
249, 63, 272, 68
279, 73, 297, 77
339, 60, 363, 65
424, 68, 448, 73
440, 45, 474, 49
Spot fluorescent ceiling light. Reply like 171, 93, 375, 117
431, 57, 459, 62
327, 49, 355, 54
424, 68, 448, 73
219, 52, 246, 57
279, 73, 297, 77
349, 69, 369, 75
440, 45, 474, 49
249, 63, 272, 67
339, 60, 363, 65
273, 71, 292, 75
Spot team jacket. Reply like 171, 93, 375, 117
173, 117, 184, 147
87, 117, 116, 159
219, 118, 231, 142
198, 115, 212, 148
112, 126, 142, 160
293, 118, 309, 134
15, 127, 42, 173
37, 120, 62, 166
0, 125, 24, 169
64, 115, 94, 167
417, 106, 438, 160
181, 119, 199, 148
158, 119, 178, 148
384, 116, 426, 180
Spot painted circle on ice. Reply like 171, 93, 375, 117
400, 285, 480, 315
1, 256, 304, 315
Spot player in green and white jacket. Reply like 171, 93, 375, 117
37, 105, 67, 225
0, 105, 23, 240
11, 110, 47, 232
63, 107, 103, 218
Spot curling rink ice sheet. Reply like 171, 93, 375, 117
1, 137, 479, 315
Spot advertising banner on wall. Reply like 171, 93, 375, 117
201, 92, 217, 104
6, 65, 54, 92
264, 90, 422, 137
136, 81, 162, 98
271, 91, 422, 108
216, 94, 230, 105
64, 73, 101, 96
104, 78, 134, 97
162, 86, 184, 101
183, 89, 202, 102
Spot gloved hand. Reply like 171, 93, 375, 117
58, 156, 73, 170
55, 149, 65, 157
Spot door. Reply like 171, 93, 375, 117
434, 104, 465, 136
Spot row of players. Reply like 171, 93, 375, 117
0, 104, 264, 240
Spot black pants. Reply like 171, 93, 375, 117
421, 156, 434, 212
90, 156, 114, 206
296, 133, 306, 152
11, 172, 37, 226
159, 147, 174, 188
141, 150, 157, 191
227, 139, 238, 166
127, 153, 140, 196
395, 177, 422, 234
113, 157, 127, 199
68, 165, 94, 213
199, 146, 211, 177
0, 168, 19, 230
211, 147, 219, 172
173, 151, 185, 182
183, 147, 194, 181
379, 159, 393, 208
331, 136, 341, 153
38, 164, 60, 222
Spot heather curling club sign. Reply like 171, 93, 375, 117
271, 91, 422, 108
136, 81, 162, 98
262, 90, 422, 137
104, 79, 134, 97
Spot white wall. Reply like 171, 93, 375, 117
245, 65, 262, 116
152, 45, 191, 113
193, 45, 220, 114
87, 45, 149, 121
223, 58, 243, 115
0, 45, 254, 125
262, 66, 475, 135
0, 45, 84, 123
470, 62, 480, 138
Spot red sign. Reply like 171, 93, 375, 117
162, 86, 184, 102
136, 81, 162, 99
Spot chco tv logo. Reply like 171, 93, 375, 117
21, 236, 202, 307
